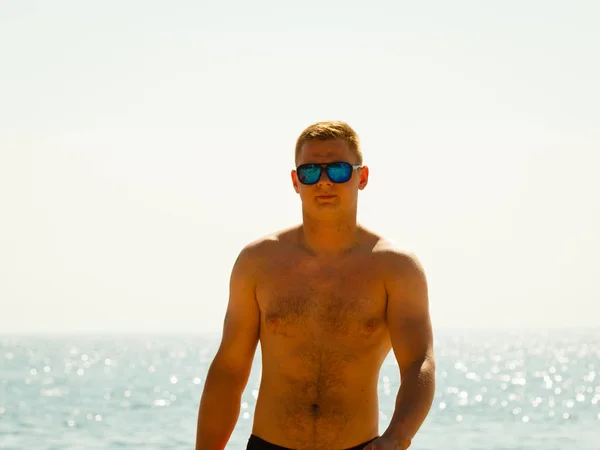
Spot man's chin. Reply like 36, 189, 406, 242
312, 204, 344, 216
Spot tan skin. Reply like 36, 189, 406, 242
196, 139, 435, 450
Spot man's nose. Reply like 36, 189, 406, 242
316, 168, 332, 185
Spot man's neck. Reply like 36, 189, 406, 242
299, 213, 360, 256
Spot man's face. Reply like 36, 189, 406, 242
291, 139, 368, 215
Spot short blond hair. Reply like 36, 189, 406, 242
295, 120, 363, 165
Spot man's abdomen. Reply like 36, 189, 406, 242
251, 355, 381, 449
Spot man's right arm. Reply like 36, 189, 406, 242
195, 244, 261, 450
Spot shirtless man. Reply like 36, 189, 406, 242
195, 121, 436, 450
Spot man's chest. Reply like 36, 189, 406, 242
256, 262, 388, 338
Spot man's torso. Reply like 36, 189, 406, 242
249, 227, 394, 449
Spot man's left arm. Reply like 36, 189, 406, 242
381, 250, 436, 449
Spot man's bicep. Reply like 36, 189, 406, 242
214, 247, 261, 372
386, 252, 434, 373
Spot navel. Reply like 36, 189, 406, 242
310, 403, 321, 418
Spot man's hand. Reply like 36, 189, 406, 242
363, 435, 410, 450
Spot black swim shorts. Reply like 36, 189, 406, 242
246, 434, 378, 450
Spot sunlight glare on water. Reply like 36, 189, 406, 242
0, 329, 599, 449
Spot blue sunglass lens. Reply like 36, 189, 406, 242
327, 162, 352, 182
298, 165, 322, 184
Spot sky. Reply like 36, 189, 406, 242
1, 0, 599, 333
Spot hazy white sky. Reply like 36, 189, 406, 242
1, 0, 599, 333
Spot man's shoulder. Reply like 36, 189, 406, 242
366, 231, 424, 277
237, 225, 300, 260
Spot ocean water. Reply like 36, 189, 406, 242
1, 328, 599, 450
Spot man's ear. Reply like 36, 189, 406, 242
358, 166, 369, 190
291, 169, 300, 194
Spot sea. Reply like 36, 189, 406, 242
1, 328, 599, 450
